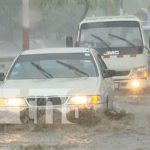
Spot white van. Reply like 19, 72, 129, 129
76, 16, 149, 90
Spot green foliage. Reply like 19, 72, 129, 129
32, 0, 119, 14
32, 0, 98, 9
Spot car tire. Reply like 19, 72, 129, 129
106, 97, 113, 112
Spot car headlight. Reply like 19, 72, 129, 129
67, 95, 100, 105
0, 99, 5, 107
0, 97, 26, 107
131, 66, 148, 78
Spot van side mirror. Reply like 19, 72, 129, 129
104, 70, 116, 78
66, 36, 73, 47
0, 73, 5, 81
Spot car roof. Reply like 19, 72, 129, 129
80, 15, 140, 24
21, 47, 92, 55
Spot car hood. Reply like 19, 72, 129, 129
1, 77, 102, 97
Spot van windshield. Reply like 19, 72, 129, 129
79, 21, 143, 55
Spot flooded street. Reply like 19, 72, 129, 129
0, 91, 150, 150
0, 0, 150, 150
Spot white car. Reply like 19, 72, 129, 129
0, 48, 115, 123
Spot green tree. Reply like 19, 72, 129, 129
32, 0, 119, 21
30, 0, 120, 47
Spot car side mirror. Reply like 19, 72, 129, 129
0, 73, 5, 81
104, 70, 116, 78
66, 36, 73, 47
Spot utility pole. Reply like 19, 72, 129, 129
120, 0, 124, 15
22, 0, 29, 50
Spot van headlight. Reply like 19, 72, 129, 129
130, 79, 140, 89
67, 96, 100, 105
0, 97, 26, 107
131, 66, 148, 78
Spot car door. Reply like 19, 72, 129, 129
94, 51, 115, 102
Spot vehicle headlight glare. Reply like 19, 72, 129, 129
68, 96, 89, 105
131, 80, 140, 88
6, 98, 26, 107
68, 95, 100, 105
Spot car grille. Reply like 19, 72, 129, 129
115, 71, 130, 76
26, 97, 68, 106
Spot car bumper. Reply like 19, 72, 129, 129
0, 104, 103, 124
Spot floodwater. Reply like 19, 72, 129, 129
0, 91, 150, 150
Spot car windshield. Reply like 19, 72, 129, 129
7, 53, 98, 79
79, 21, 143, 52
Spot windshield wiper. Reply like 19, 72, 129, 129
31, 62, 53, 78
109, 33, 136, 48
91, 34, 112, 50
56, 60, 89, 77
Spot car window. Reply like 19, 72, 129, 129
7, 53, 99, 79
